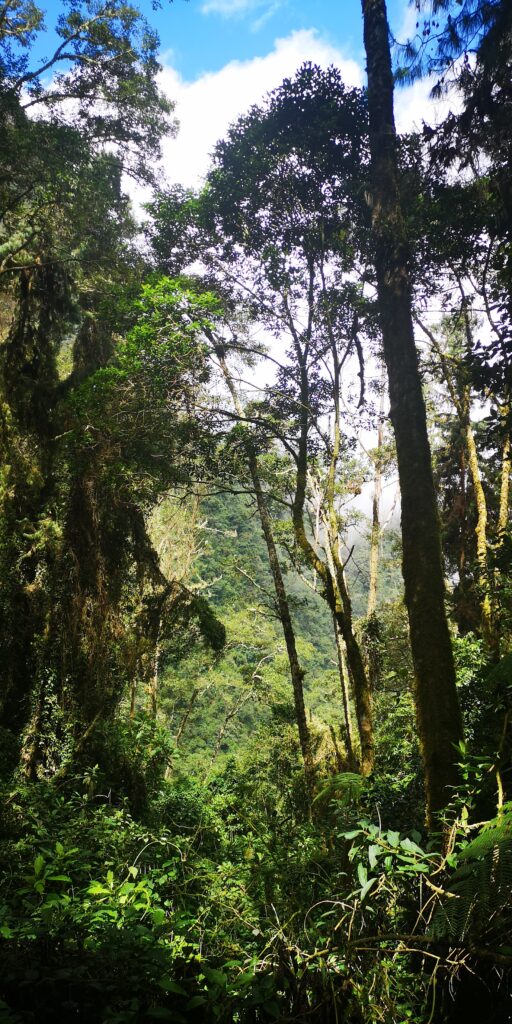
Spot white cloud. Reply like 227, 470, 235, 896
250, 1, 283, 34
200, 0, 263, 16
394, 75, 454, 133
393, 1, 419, 47
153, 24, 458, 202
157, 29, 363, 190
199, 0, 284, 32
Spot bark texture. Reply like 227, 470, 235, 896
217, 352, 315, 793
367, 382, 385, 620
361, 0, 463, 821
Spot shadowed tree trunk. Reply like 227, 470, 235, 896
332, 610, 357, 769
367, 375, 385, 620
415, 314, 500, 654
215, 349, 315, 796
498, 422, 511, 540
361, 0, 463, 821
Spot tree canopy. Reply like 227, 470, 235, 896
0, 2, 511, 1022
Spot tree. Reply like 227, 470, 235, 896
401, 0, 512, 381
214, 347, 315, 795
0, 0, 186, 770
361, 0, 463, 820
402, 148, 512, 654
193, 66, 375, 773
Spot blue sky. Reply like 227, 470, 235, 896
34, 0, 445, 193
149, 0, 370, 79
36, 0, 412, 80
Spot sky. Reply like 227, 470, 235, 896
32, 0, 450, 521
35, 0, 452, 192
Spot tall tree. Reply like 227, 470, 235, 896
214, 346, 315, 794
361, 0, 463, 820
148, 70, 377, 773
198, 68, 375, 772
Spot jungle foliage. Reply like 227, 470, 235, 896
0, 0, 511, 1021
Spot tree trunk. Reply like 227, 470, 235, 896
361, 0, 463, 822
323, 530, 374, 774
465, 420, 497, 651
415, 314, 499, 651
148, 619, 162, 719
497, 420, 510, 542
307, 478, 358, 768
331, 609, 357, 769
217, 352, 315, 794
175, 686, 201, 747
367, 379, 385, 619
286, 288, 374, 775
248, 451, 315, 793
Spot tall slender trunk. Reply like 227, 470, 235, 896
210, 688, 254, 765
495, 412, 511, 641
415, 314, 498, 650
175, 686, 201, 747
331, 608, 357, 768
361, 0, 463, 821
249, 452, 315, 790
323, 530, 374, 774
289, 327, 374, 773
464, 420, 497, 651
148, 622, 162, 719
497, 416, 510, 542
285, 267, 373, 775
217, 352, 315, 793
367, 379, 385, 619
310, 478, 358, 767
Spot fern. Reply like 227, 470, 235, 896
312, 772, 365, 807
429, 808, 512, 946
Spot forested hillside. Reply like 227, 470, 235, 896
0, 0, 511, 1021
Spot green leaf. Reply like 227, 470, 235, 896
203, 968, 227, 987
360, 877, 377, 901
88, 882, 109, 895
186, 996, 207, 1009
158, 978, 187, 996
357, 863, 367, 887
236, 970, 255, 987
34, 855, 44, 876
368, 844, 381, 869
400, 837, 425, 855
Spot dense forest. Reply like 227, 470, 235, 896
0, 0, 511, 1020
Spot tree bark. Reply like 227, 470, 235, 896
415, 314, 498, 651
497, 417, 510, 542
217, 351, 315, 794
323, 527, 373, 773
331, 609, 357, 769
249, 449, 315, 792
361, 0, 463, 821
464, 420, 496, 650
367, 378, 385, 619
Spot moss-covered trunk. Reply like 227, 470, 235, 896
361, 0, 463, 821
